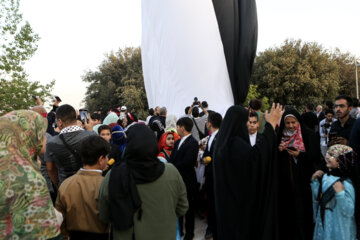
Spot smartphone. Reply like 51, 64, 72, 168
328, 132, 338, 141
79, 109, 89, 124
32, 95, 37, 100
287, 146, 297, 151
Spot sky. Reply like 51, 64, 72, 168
20, 0, 360, 110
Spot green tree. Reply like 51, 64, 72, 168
0, 0, 39, 79
244, 84, 270, 111
0, 0, 54, 114
331, 49, 357, 97
252, 39, 341, 111
83, 47, 148, 119
0, 78, 55, 114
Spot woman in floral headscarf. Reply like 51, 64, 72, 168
0, 110, 62, 239
311, 145, 358, 240
277, 109, 322, 240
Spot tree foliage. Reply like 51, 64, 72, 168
244, 84, 270, 111
0, 78, 55, 114
83, 47, 148, 119
251, 39, 356, 110
331, 49, 357, 97
0, 0, 39, 80
0, 0, 54, 114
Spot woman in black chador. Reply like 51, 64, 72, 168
213, 103, 283, 240
277, 109, 321, 240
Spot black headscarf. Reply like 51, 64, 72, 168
213, 105, 278, 239
277, 109, 320, 239
215, 106, 250, 152
278, 109, 303, 139
108, 124, 165, 230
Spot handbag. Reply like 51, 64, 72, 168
192, 118, 206, 139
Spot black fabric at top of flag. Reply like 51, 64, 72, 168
212, 0, 258, 105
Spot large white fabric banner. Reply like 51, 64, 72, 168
141, 0, 234, 117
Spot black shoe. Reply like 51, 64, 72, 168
205, 229, 213, 239
184, 233, 194, 240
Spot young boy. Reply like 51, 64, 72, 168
55, 135, 110, 240
98, 125, 122, 164
247, 112, 259, 146
98, 125, 112, 143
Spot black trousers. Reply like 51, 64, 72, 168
179, 183, 196, 236
205, 176, 217, 239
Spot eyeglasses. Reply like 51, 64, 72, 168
334, 104, 347, 109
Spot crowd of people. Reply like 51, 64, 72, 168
1, 94, 360, 240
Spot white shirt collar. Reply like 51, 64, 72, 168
211, 129, 219, 136
208, 130, 219, 151
181, 134, 191, 141
80, 168, 102, 173
249, 132, 257, 147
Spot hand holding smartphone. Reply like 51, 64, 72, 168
287, 146, 297, 151
79, 109, 89, 124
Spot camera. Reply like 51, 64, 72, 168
321, 122, 331, 129
321, 122, 334, 144
79, 109, 89, 124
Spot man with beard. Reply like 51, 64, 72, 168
328, 95, 355, 146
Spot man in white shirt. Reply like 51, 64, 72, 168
247, 112, 259, 146
187, 104, 208, 142
319, 109, 337, 158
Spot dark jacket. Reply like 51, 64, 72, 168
149, 116, 166, 141
301, 112, 319, 131
202, 132, 218, 181
350, 118, 360, 155
329, 116, 355, 141
45, 130, 95, 185
317, 111, 325, 122
170, 135, 199, 194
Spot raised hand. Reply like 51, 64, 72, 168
265, 103, 284, 130
311, 170, 324, 181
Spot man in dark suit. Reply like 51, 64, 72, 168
170, 117, 199, 240
202, 112, 222, 240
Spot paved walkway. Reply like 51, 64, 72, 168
182, 217, 211, 240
